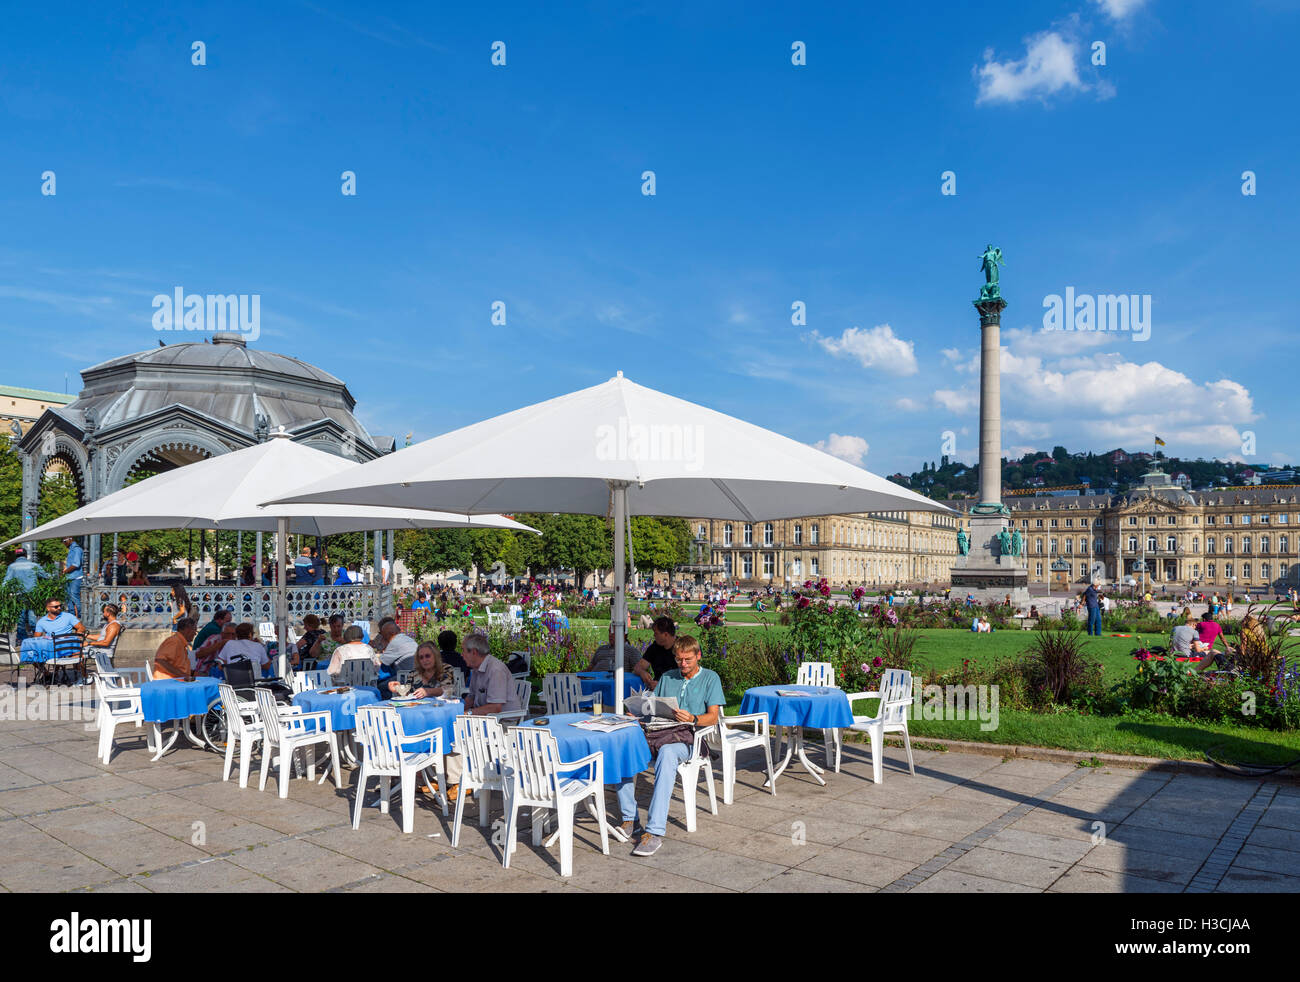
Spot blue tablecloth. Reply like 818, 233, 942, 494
140, 677, 223, 723
531, 611, 569, 629
292, 686, 382, 731
740, 685, 853, 729
519, 712, 651, 784
19, 637, 54, 663
575, 671, 644, 705
390, 698, 462, 754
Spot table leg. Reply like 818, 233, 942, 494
766, 728, 796, 784
792, 728, 827, 786
149, 721, 178, 762
181, 715, 207, 749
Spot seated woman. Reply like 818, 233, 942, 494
127, 563, 150, 586
294, 613, 327, 666
326, 625, 381, 678
217, 622, 272, 675
85, 603, 124, 649
316, 614, 346, 665
387, 641, 452, 698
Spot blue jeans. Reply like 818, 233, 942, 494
615, 741, 691, 837
1087, 606, 1102, 635
66, 577, 82, 619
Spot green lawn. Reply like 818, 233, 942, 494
912, 629, 1148, 680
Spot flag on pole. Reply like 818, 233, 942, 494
1154, 436, 1166, 446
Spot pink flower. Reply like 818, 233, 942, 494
872, 656, 882, 667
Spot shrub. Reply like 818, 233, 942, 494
1024, 624, 1098, 705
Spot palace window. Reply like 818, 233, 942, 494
1128, 536, 1139, 552
1261, 536, 1270, 554
1128, 517, 1138, 525
1242, 537, 1251, 554
1050, 519, 1058, 527
1241, 515, 1251, 525
764, 523, 773, 546
1192, 537, 1199, 552
1242, 563, 1251, 579
1147, 516, 1158, 526
1262, 563, 1270, 580
811, 523, 819, 545
743, 553, 754, 577
1147, 536, 1158, 552
1050, 538, 1058, 554
1065, 539, 1073, 553
1036, 538, 1044, 554
1207, 537, 1216, 554
1225, 562, 1234, 579
1207, 563, 1216, 579
723, 523, 733, 546
1036, 519, 1044, 528
1166, 535, 1176, 552
793, 524, 802, 545
1035, 563, 1043, 577
810, 557, 819, 575
1065, 518, 1073, 527
764, 553, 774, 576
1224, 537, 1234, 555
743, 523, 753, 546
1282, 535, 1290, 553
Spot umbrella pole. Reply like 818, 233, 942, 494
255, 532, 263, 588
612, 481, 628, 714
277, 516, 288, 678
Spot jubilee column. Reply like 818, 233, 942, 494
951, 245, 1030, 606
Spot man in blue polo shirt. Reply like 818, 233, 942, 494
20, 597, 86, 667
617, 634, 724, 857
62, 537, 84, 618
3, 548, 44, 636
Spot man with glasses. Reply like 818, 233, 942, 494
19, 597, 87, 677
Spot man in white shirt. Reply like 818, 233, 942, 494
217, 623, 272, 673
373, 617, 418, 672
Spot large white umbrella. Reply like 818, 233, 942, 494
270, 372, 954, 710
9, 432, 537, 673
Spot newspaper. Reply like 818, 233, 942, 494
625, 692, 680, 721
571, 714, 639, 732
776, 689, 815, 697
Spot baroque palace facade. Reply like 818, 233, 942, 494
688, 465, 1300, 593
686, 510, 962, 589
947, 466, 1300, 593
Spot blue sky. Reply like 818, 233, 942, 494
2, 0, 1297, 476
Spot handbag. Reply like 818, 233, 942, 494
641, 721, 697, 756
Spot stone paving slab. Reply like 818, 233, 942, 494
1, 700, 1297, 893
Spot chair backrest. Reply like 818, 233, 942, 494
453, 714, 510, 787
354, 705, 404, 772
254, 687, 284, 746
94, 673, 139, 717
797, 661, 835, 687
339, 658, 376, 688
257, 622, 277, 644
287, 627, 301, 645
486, 611, 503, 628
508, 727, 565, 804
514, 677, 532, 714
90, 648, 115, 676
218, 682, 252, 739
444, 666, 466, 699
542, 674, 587, 715
291, 669, 332, 694
52, 632, 84, 659
879, 669, 913, 726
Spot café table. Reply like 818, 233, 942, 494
292, 685, 382, 766
574, 671, 644, 707
739, 685, 853, 788
140, 677, 223, 761
388, 697, 463, 754
517, 712, 651, 842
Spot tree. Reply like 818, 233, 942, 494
35, 473, 80, 565
538, 514, 611, 584
629, 516, 691, 575
0, 443, 22, 578
396, 528, 473, 578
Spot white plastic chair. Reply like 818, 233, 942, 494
503, 726, 609, 877
451, 714, 512, 848
443, 667, 466, 700
290, 669, 333, 695
509, 650, 532, 681
486, 611, 504, 628
491, 678, 532, 725
776, 661, 838, 765
254, 686, 342, 798
217, 682, 264, 788
257, 622, 277, 645
352, 705, 447, 834
675, 727, 719, 831
708, 708, 776, 805
541, 674, 595, 715
337, 657, 378, 688
837, 668, 915, 784
93, 673, 145, 765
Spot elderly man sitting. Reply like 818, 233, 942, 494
153, 618, 199, 679
373, 616, 418, 672
440, 631, 522, 802
587, 624, 654, 690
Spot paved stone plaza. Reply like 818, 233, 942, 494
0, 702, 1297, 893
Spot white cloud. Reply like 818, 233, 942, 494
895, 397, 923, 412
1093, 0, 1148, 19
814, 433, 869, 465
941, 348, 962, 362
935, 388, 978, 414
975, 31, 1085, 105
812, 324, 918, 375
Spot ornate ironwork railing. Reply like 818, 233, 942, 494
82, 584, 389, 630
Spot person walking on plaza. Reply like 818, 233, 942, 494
1084, 582, 1102, 636
61, 536, 84, 618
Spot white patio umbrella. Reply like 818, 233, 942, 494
269, 372, 954, 711
9, 432, 538, 673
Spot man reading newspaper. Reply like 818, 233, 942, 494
616, 635, 723, 858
